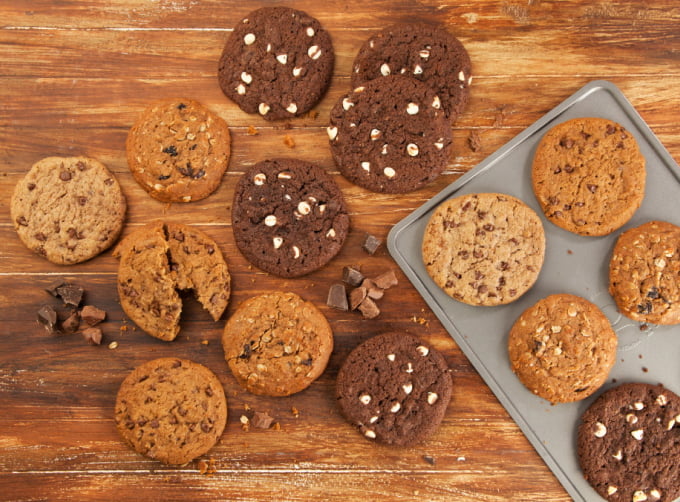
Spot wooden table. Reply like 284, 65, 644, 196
1, 1, 678, 500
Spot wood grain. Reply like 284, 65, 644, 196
2, 1, 680, 500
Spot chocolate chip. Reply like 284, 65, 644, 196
27, 183, 36, 191
80, 305, 106, 326
647, 287, 660, 299
553, 167, 562, 174
205, 387, 214, 397
362, 234, 382, 255
59, 171, 72, 181
564, 164, 574, 173
158, 174, 171, 180
163, 145, 178, 156
605, 124, 616, 135
327, 283, 349, 311
637, 302, 652, 314
35, 232, 47, 242
177, 103, 187, 110
150, 419, 160, 429
81, 327, 103, 345
201, 422, 212, 433
239, 343, 252, 360
587, 184, 598, 193
423, 455, 436, 465
342, 266, 365, 287
16, 216, 28, 226
560, 137, 574, 148
483, 223, 495, 232
77, 196, 88, 205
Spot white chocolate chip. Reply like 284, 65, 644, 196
656, 394, 668, 406
567, 305, 578, 317
405, 362, 414, 373
361, 161, 371, 172
458, 70, 465, 82
264, 215, 277, 227
307, 45, 322, 59
390, 402, 401, 413
551, 325, 562, 333
434, 139, 445, 150
406, 102, 419, 115
306, 27, 315, 37
182, 195, 191, 202
258, 103, 270, 115
631, 429, 644, 440
650, 489, 661, 499
327, 126, 338, 141
266, 43, 271, 52
286, 103, 298, 114
553, 346, 563, 356
633, 402, 645, 410
353, 86, 365, 93
432, 96, 441, 109
318, 204, 326, 213
297, 201, 311, 215
370, 128, 381, 140
369, 40, 375, 49
292, 67, 302, 77
407, 143, 419, 157
416, 345, 429, 356
667, 419, 676, 430
326, 228, 336, 238
607, 486, 618, 496
626, 413, 639, 425
272, 237, 283, 249
364, 430, 376, 439
594, 422, 607, 437
384, 167, 396, 178
427, 392, 439, 405
359, 394, 371, 405
414, 64, 423, 75
278, 171, 292, 180
243, 33, 256, 45
655, 258, 666, 269
381, 144, 388, 155
292, 246, 300, 259
468, 76, 473, 85
419, 49, 430, 59
241, 71, 253, 84
342, 98, 354, 111
380, 63, 391, 76
369, 416, 379, 424
276, 54, 288, 65
400, 68, 407, 74
253, 173, 266, 185
612, 449, 623, 460
387, 354, 396, 362
236, 83, 246, 95
633, 491, 648, 502
402, 383, 413, 394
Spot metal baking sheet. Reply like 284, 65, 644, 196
387, 80, 680, 501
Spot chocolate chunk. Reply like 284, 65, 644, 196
80, 305, 106, 326
81, 327, 103, 345
55, 283, 84, 307
357, 297, 380, 319
45, 279, 65, 297
349, 286, 368, 310
252, 411, 275, 429
362, 234, 382, 255
373, 270, 398, 290
61, 310, 80, 334
37, 305, 58, 333
327, 283, 349, 311
342, 266, 365, 287
361, 278, 384, 300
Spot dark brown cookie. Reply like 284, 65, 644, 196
126, 98, 231, 203
577, 383, 680, 502
231, 158, 349, 278
222, 292, 333, 397
217, 6, 334, 120
351, 23, 472, 122
114, 358, 227, 465
508, 294, 617, 404
532, 117, 646, 236
328, 75, 452, 193
609, 220, 680, 325
336, 332, 452, 445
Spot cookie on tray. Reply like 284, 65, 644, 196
10, 156, 126, 265
217, 6, 334, 120
577, 382, 680, 502
126, 98, 231, 202
231, 158, 349, 278
114, 221, 231, 341
609, 220, 680, 325
328, 75, 452, 193
222, 291, 333, 396
114, 357, 227, 465
508, 294, 617, 404
336, 332, 452, 446
532, 117, 646, 236
351, 23, 472, 122
422, 193, 545, 306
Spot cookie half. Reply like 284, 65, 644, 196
231, 158, 349, 278
115, 357, 227, 465
422, 193, 545, 306
577, 383, 680, 502
222, 292, 333, 396
532, 117, 646, 236
218, 6, 334, 120
126, 98, 231, 202
508, 294, 617, 403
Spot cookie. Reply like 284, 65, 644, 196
114, 221, 231, 341
10, 156, 126, 265
217, 6, 334, 121
577, 383, 680, 502
222, 292, 333, 396
328, 75, 452, 193
422, 193, 545, 306
351, 23, 472, 122
532, 117, 646, 236
508, 294, 617, 404
126, 98, 231, 203
609, 220, 680, 325
231, 158, 349, 278
114, 358, 227, 465
336, 332, 452, 446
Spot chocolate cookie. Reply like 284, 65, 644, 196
115, 358, 227, 465
217, 6, 334, 120
351, 23, 472, 122
609, 220, 680, 325
328, 75, 451, 194
336, 332, 452, 445
422, 193, 545, 306
577, 383, 680, 502
532, 117, 646, 236
231, 158, 349, 278
126, 98, 231, 202
10, 156, 126, 265
222, 292, 333, 396
508, 294, 617, 404
114, 222, 231, 341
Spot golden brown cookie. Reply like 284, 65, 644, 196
532, 117, 646, 236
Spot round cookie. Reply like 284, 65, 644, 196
422, 193, 545, 306
222, 291, 333, 397
231, 158, 349, 278
508, 294, 617, 404
114, 357, 227, 465
328, 75, 452, 193
217, 6, 334, 120
10, 156, 126, 265
532, 117, 646, 236
336, 332, 452, 446
577, 383, 680, 502
126, 98, 231, 203
351, 23, 472, 122
609, 220, 680, 325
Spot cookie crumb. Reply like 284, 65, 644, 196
247, 125, 259, 136
467, 130, 482, 152
201, 339, 209, 345
240, 414, 250, 431
283, 135, 296, 148
307, 110, 319, 120
423, 455, 436, 465
291, 406, 300, 418
252, 411, 275, 429
108, 341, 118, 349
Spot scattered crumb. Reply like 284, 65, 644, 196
567, 249, 573, 255
273, 422, 281, 431
240, 415, 250, 431
198, 458, 217, 475
108, 341, 118, 350
244, 403, 251, 412
283, 134, 296, 148
119, 324, 129, 332
201, 339, 209, 345
423, 455, 436, 465
291, 406, 300, 418
467, 130, 482, 152
307, 110, 319, 119
247, 125, 259, 136
493, 105, 508, 127
252, 411, 275, 429
642, 366, 649, 373
412, 316, 429, 326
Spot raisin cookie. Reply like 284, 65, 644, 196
609, 220, 680, 325
422, 193, 545, 306
532, 117, 646, 236
10, 156, 126, 265
126, 98, 231, 202
577, 383, 680, 502
218, 6, 334, 120
351, 23, 472, 122
508, 294, 617, 403
222, 292, 333, 396
115, 357, 227, 465
114, 222, 231, 341
231, 158, 349, 278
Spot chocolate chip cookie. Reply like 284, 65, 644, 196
10, 156, 126, 265
422, 193, 545, 306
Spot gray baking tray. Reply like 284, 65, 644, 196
387, 80, 680, 501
